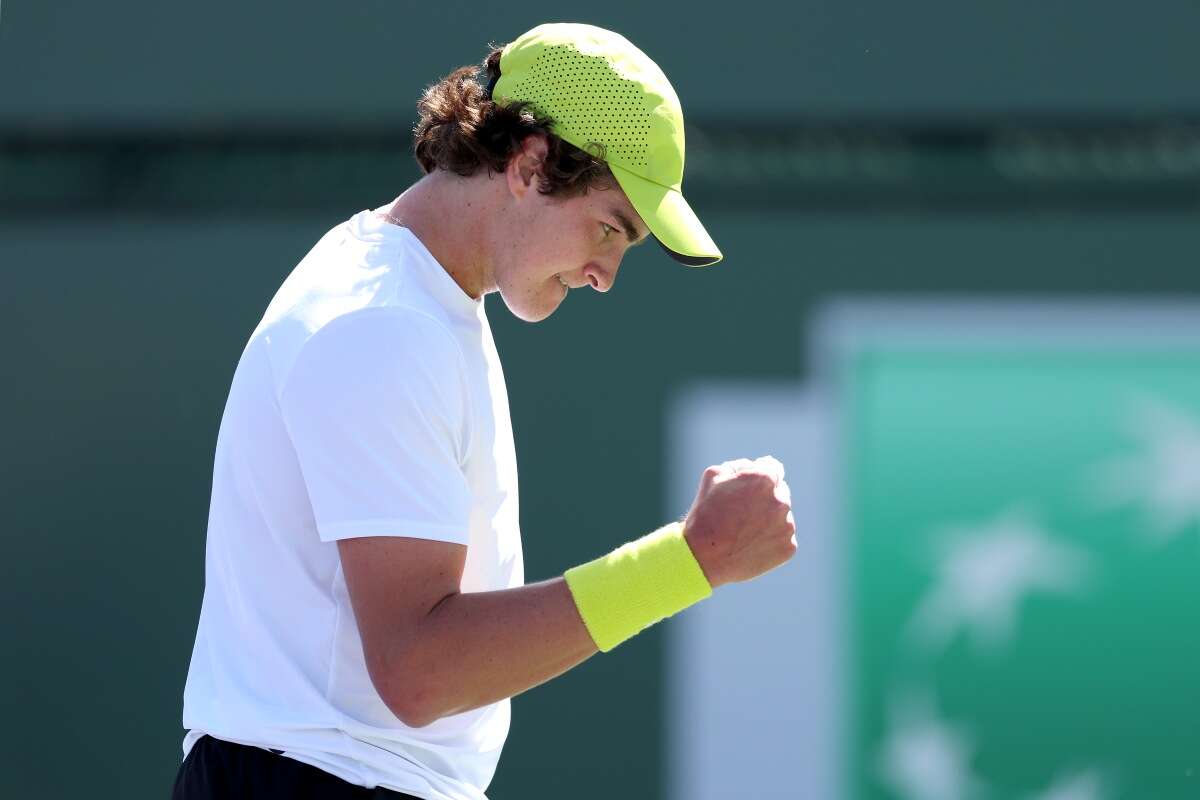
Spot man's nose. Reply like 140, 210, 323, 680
583, 261, 616, 293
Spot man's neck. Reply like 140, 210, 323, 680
382, 172, 495, 300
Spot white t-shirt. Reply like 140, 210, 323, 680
180, 207, 524, 800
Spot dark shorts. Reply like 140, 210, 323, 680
172, 734, 424, 800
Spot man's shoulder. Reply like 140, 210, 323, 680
306, 305, 463, 361
255, 304, 471, 438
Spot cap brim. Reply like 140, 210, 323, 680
609, 162, 723, 267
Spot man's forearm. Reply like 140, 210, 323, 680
383, 577, 599, 726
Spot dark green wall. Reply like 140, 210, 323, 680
5, 208, 1200, 798
4, 0, 1200, 129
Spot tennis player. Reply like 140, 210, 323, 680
173, 22, 796, 800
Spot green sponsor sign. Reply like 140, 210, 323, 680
848, 347, 1200, 799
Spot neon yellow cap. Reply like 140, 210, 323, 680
491, 23, 722, 266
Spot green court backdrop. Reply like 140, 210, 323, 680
849, 347, 1200, 798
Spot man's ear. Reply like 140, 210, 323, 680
505, 133, 550, 200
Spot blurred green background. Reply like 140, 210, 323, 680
4, 1, 1200, 798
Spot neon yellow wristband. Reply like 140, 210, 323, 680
563, 521, 713, 652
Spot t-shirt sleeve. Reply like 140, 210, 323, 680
278, 307, 473, 544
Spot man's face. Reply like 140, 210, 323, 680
493, 178, 650, 323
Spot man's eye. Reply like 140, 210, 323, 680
601, 223, 615, 237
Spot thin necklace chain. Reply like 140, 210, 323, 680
379, 210, 404, 227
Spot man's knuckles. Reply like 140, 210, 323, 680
781, 535, 798, 558
733, 469, 780, 492
753, 455, 785, 483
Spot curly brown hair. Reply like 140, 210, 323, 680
412, 47, 616, 197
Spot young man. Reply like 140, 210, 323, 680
174, 22, 796, 800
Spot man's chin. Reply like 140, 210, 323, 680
499, 288, 564, 324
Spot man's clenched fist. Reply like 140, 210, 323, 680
681, 456, 797, 589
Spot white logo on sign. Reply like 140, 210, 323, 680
878, 692, 985, 800
907, 506, 1092, 653
1028, 767, 1111, 800
1085, 395, 1200, 543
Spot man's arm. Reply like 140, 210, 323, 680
340, 455, 794, 728
338, 535, 598, 728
